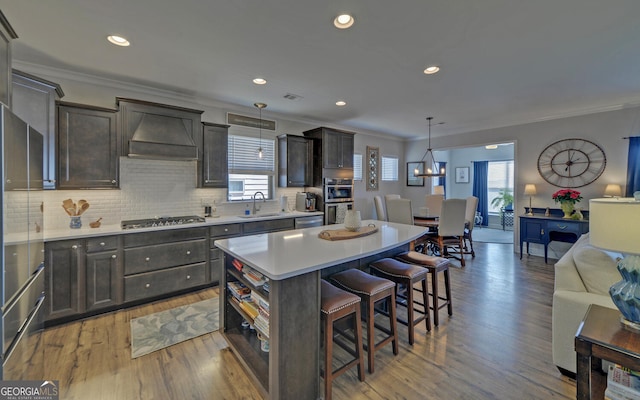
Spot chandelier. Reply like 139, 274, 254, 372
415, 117, 445, 178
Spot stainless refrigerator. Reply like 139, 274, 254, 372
1, 104, 45, 379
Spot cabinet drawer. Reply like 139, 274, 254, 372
124, 227, 207, 248
86, 236, 119, 253
124, 239, 207, 275
210, 224, 242, 240
124, 263, 207, 302
546, 221, 580, 235
243, 218, 294, 234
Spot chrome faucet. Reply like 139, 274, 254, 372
252, 191, 266, 215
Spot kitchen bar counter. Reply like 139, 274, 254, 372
41, 211, 324, 242
217, 220, 426, 399
215, 220, 427, 280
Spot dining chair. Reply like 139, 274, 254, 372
424, 198, 467, 266
374, 195, 387, 221
386, 198, 414, 225
424, 194, 444, 218
463, 196, 479, 257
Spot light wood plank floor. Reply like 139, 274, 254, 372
43, 242, 576, 399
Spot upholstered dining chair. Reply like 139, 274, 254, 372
463, 196, 479, 257
424, 198, 467, 266
386, 198, 414, 225
374, 195, 387, 221
424, 194, 444, 218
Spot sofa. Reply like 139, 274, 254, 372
552, 232, 622, 375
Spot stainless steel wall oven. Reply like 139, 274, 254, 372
323, 178, 354, 224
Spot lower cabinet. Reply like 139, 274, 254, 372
44, 240, 82, 321
85, 237, 122, 312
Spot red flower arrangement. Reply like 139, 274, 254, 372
552, 189, 583, 204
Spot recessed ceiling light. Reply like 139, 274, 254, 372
107, 35, 130, 47
335, 100, 346, 106
253, 78, 267, 85
485, 144, 498, 150
334, 14, 354, 29
423, 66, 440, 75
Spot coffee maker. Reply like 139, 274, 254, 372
296, 192, 317, 212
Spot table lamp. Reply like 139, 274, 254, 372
524, 184, 537, 216
590, 198, 640, 330
603, 184, 622, 198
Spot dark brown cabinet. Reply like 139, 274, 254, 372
199, 122, 229, 188
304, 127, 355, 185
44, 240, 82, 321
56, 102, 118, 189
278, 134, 311, 187
85, 237, 122, 312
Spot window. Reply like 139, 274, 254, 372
487, 160, 514, 213
381, 156, 398, 181
353, 153, 362, 181
228, 134, 275, 201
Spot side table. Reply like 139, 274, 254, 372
575, 304, 640, 399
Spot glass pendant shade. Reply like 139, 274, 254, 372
254, 102, 267, 159
415, 117, 445, 178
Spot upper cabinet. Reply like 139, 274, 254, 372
278, 134, 312, 187
12, 70, 64, 189
199, 122, 229, 188
0, 12, 18, 107
117, 97, 203, 161
56, 102, 119, 189
303, 127, 355, 184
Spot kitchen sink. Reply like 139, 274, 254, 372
237, 213, 282, 219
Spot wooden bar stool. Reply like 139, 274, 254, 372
369, 258, 431, 344
330, 269, 398, 374
320, 279, 365, 400
396, 251, 453, 327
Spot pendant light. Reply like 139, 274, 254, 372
415, 117, 445, 178
254, 102, 267, 159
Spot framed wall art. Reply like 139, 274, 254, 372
455, 167, 469, 183
366, 146, 379, 191
407, 162, 425, 187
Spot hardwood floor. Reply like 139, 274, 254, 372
43, 242, 577, 399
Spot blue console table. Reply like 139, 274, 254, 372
519, 207, 589, 264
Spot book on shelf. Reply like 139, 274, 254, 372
251, 290, 269, 309
607, 364, 640, 400
243, 266, 268, 287
227, 281, 251, 301
254, 314, 270, 336
231, 258, 244, 272
239, 300, 259, 319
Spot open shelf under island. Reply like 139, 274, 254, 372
214, 220, 427, 400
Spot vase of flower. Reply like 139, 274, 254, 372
552, 188, 583, 219
560, 201, 574, 219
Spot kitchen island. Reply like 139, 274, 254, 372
214, 220, 426, 400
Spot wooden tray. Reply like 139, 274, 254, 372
318, 226, 378, 241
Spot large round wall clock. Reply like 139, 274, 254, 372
537, 138, 606, 188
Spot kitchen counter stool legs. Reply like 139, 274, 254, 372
321, 280, 365, 400
330, 269, 398, 373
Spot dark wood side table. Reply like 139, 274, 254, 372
575, 304, 640, 399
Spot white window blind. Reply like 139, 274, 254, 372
487, 160, 514, 213
381, 156, 398, 181
353, 153, 363, 181
228, 135, 275, 172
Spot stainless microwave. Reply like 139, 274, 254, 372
324, 178, 353, 203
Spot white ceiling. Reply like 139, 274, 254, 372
3, 0, 640, 139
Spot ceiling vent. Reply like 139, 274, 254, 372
283, 93, 303, 101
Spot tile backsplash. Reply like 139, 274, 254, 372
37, 157, 303, 231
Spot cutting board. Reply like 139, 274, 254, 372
318, 226, 378, 241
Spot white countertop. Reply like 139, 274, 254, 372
40, 211, 324, 242
214, 220, 427, 280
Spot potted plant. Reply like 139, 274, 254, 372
491, 188, 514, 212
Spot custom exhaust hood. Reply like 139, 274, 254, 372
118, 98, 203, 161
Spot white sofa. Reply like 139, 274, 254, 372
552, 233, 621, 375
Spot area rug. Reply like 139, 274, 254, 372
131, 297, 219, 358
472, 228, 514, 244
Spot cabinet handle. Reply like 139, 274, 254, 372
111, 255, 117, 259
186, 275, 191, 280
541, 229, 544, 235
224, 228, 228, 232
145, 283, 150, 288
145, 257, 150, 262
111, 180, 117, 184
72, 245, 78, 250
205, 180, 210, 183
186, 250, 191, 255
558, 225, 567, 230
100, 242, 105, 246
6, 179, 11, 184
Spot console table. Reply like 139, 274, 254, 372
575, 304, 640, 400
519, 209, 589, 263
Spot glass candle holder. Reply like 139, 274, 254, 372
69, 216, 82, 229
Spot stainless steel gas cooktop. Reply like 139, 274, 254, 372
121, 215, 206, 230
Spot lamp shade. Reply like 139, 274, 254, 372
604, 184, 622, 197
523, 184, 537, 196
433, 185, 445, 195
589, 198, 640, 255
